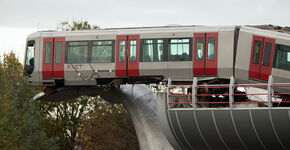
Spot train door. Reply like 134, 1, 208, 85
43, 38, 53, 78
193, 33, 218, 75
53, 37, 65, 77
116, 35, 140, 76
42, 37, 65, 79
249, 36, 275, 81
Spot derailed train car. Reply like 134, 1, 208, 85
236, 26, 290, 93
23, 25, 290, 93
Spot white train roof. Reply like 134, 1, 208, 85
27, 25, 236, 39
27, 25, 290, 41
241, 26, 290, 39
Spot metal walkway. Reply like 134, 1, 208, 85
157, 76, 290, 150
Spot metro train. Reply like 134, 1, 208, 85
23, 25, 290, 94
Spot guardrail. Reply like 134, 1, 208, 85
167, 76, 290, 109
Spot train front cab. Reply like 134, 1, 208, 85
235, 26, 290, 93
24, 32, 42, 86
24, 31, 67, 87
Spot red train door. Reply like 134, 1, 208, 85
193, 33, 205, 75
43, 37, 65, 79
116, 35, 127, 76
193, 33, 218, 75
53, 37, 65, 77
128, 35, 140, 76
116, 35, 140, 76
43, 38, 53, 78
249, 35, 275, 81
205, 33, 218, 75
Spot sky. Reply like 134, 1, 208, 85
0, 0, 290, 63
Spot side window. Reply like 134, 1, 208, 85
130, 40, 137, 62
262, 42, 272, 66
143, 40, 153, 62
275, 44, 290, 71
45, 42, 52, 64
55, 42, 62, 64
142, 39, 163, 62
196, 38, 203, 61
168, 39, 190, 61
157, 40, 163, 61
252, 40, 261, 64
92, 41, 113, 63
67, 42, 88, 63
207, 37, 215, 60
25, 41, 35, 66
118, 40, 125, 62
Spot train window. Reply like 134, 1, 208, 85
196, 38, 203, 61
55, 42, 62, 64
118, 40, 125, 62
275, 44, 290, 71
157, 40, 163, 61
92, 41, 113, 63
252, 40, 261, 64
69, 42, 88, 46
262, 42, 272, 66
142, 40, 163, 62
168, 39, 190, 61
67, 41, 88, 63
94, 41, 112, 45
143, 40, 153, 62
45, 42, 52, 64
130, 40, 137, 62
25, 41, 35, 66
207, 37, 215, 60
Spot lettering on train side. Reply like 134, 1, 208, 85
67, 64, 71, 70
75, 65, 82, 70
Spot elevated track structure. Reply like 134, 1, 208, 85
157, 76, 290, 150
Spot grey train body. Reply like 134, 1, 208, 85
24, 25, 290, 93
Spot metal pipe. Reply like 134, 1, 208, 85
167, 78, 171, 110
268, 75, 273, 108
192, 77, 198, 109
229, 76, 235, 108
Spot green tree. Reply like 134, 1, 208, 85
77, 98, 139, 150
56, 20, 100, 31
0, 52, 58, 150
39, 96, 95, 150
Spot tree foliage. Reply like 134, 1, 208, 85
39, 96, 95, 150
0, 52, 58, 150
56, 20, 100, 31
77, 98, 139, 150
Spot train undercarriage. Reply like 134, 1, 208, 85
37, 76, 290, 108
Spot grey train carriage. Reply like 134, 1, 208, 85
23, 25, 290, 93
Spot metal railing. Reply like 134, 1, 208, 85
167, 76, 290, 109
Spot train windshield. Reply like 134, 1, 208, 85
25, 41, 35, 66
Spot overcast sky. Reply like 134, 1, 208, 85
1, 0, 290, 62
